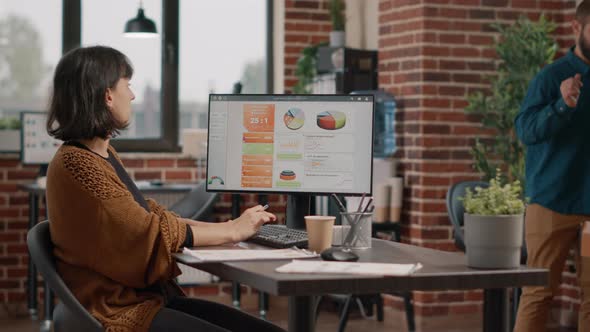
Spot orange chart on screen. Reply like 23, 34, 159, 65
242, 165, 273, 177
242, 155, 273, 164
243, 132, 274, 143
317, 111, 346, 130
241, 104, 275, 188
243, 104, 275, 132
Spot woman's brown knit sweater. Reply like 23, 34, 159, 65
46, 144, 187, 332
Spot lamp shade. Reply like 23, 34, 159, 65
124, 8, 157, 38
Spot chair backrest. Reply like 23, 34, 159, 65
169, 181, 219, 221
445, 180, 489, 251
26, 221, 103, 332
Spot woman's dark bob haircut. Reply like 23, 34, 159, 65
47, 46, 133, 141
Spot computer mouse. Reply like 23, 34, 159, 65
320, 248, 359, 262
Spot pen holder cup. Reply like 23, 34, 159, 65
340, 212, 372, 249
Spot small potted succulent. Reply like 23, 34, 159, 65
0, 117, 22, 152
462, 172, 525, 269
329, 0, 345, 47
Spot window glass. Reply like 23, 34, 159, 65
82, 0, 162, 139
0, 0, 62, 121
178, 0, 266, 133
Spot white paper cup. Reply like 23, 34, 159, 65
304, 215, 335, 253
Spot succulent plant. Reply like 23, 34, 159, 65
462, 171, 525, 216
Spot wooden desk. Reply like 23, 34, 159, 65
175, 239, 548, 332
20, 182, 195, 326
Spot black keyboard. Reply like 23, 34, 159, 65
248, 225, 308, 249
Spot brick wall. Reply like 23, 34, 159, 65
283, 0, 332, 93
0, 154, 286, 318
375, 0, 579, 327
0, 157, 40, 313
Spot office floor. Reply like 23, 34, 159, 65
0, 294, 578, 332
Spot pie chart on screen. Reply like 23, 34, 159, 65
283, 108, 305, 130
317, 111, 346, 130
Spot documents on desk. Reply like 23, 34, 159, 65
181, 247, 318, 262
276, 260, 423, 276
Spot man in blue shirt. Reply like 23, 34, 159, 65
514, 2, 590, 331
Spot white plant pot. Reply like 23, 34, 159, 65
464, 213, 524, 269
0, 130, 21, 152
329, 31, 345, 48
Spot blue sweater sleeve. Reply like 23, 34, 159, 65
515, 75, 576, 145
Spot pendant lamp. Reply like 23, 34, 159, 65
124, 1, 157, 38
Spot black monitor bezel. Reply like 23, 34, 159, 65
205, 93, 374, 197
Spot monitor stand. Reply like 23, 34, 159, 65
39, 164, 48, 177
35, 164, 49, 188
286, 194, 311, 230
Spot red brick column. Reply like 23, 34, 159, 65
377, 0, 578, 325
283, 0, 332, 93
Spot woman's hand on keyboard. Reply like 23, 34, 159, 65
229, 205, 277, 242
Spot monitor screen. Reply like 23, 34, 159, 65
21, 111, 62, 165
206, 94, 374, 196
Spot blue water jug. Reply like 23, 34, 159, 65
351, 90, 396, 158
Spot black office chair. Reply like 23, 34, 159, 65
446, 180, 527, 328
446, 180, 489, 252
27, 220, 104, 332
168, 181, 219, 220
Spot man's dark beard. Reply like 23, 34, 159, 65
579, 33, 590, 61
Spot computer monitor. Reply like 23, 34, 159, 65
21, 111, 62, 174
206, 94, 374, 229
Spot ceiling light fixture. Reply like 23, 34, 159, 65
124, 1, 157, 38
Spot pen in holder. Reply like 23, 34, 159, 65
340, 211, 373, 249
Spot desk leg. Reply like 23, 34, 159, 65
232, 282, 241, 308
41, 194, 54, 329
288, 296, 315, 332
27, 193, 38, 320
43, 285, 53, 329
259, 292, 269, 319
483, 288, 510, 332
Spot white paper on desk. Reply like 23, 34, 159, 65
276, 260, 422, 276
182, 248, 318, 262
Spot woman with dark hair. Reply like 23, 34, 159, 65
45, 46, 283, 332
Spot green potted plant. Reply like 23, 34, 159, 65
0, 117, 22, 152
462, 171, 525, 268
465, 15, 557, 192
293, 42, 327, 94
329, 0, 345, 47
